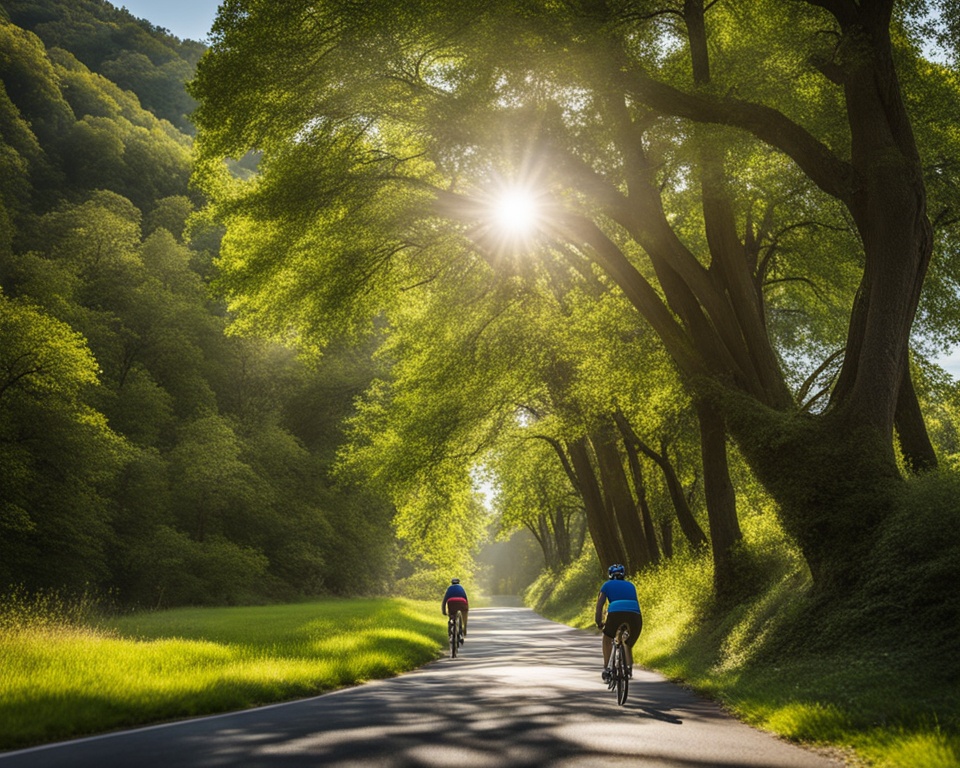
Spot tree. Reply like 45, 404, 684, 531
193, 0, 960, 592
490, 436, 587, 571
167, 413, 264, 543
0, 292, 125, 589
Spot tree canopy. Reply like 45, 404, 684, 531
193, 0, 960, 593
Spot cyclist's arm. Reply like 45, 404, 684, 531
441, 594, 448, 615
594, 591, 606, 628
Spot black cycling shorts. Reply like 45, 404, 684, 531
602, 611, 642, 646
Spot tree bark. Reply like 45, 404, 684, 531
537, 514, 557, 570
660, 519, 674, 559
568, 436, 626, 571
696, 400, 743, 593
591, 425, 652, 572
895, 360, 938, 474
620, 426, 661, 566
553, 505, 572, 566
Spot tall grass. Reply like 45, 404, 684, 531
0, 594, 446, 751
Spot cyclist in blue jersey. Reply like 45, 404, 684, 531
595, 563, 642, 682
442, 578, 469, 638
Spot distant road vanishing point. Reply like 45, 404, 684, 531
1, 603, 843, 767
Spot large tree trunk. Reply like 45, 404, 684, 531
721, 392, 901, 589
591, 426, 652, 573
695, 400, 743, 593
567, 436, 626, 571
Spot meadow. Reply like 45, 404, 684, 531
0, 595, 446, 751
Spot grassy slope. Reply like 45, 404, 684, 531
527, 538, 959, 768
0, 597, 446, 751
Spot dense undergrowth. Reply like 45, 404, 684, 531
0, 595, 446, 751
526, 470, 960, 768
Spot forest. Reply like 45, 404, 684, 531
2, 0, 960, 645
0, 0, 403, 606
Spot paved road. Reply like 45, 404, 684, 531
1, 606, 842, 767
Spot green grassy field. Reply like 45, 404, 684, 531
526, 548, 960, 768
0, 597, 446, 751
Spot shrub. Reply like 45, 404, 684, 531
395, 569, 450, 601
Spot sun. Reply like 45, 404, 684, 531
492, 187, 540, 238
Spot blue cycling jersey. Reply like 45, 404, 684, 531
444, 584, 467, 601
599, 578, 641, 614
442, 584, 468, 613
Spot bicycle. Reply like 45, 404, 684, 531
448, 610, 463, 658
606, 623, 630, 705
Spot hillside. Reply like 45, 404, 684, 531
0, 2, 399, 607
1, 0, 203, 132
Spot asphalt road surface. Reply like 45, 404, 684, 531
1, 604, 843, 767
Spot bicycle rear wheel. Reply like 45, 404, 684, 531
449, 613, 458, 658
451, 611, 464, 658
615, 640, 629, 705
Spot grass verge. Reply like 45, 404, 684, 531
527, 545, 960, 768
0, 595, 446, 751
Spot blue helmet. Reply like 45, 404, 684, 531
608, 563, 626, 580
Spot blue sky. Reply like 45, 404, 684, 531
118, 0, 222, 42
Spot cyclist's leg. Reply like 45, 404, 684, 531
447, 599, 468, 636
605, 612, 630, 675
624, 613, 642, 676
601, 619, 616, 681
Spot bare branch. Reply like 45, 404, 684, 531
797, 348, 844, 405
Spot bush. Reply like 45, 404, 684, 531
395, 569, 449, 601
873, 471, 960, 617
525, 546, 601, 626
125, 526, 269, 607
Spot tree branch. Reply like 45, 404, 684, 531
797, 348, 844, 405
619, 68, 856, 204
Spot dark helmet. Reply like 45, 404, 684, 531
608, 563, 626, 579
451, 578, 461, 585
